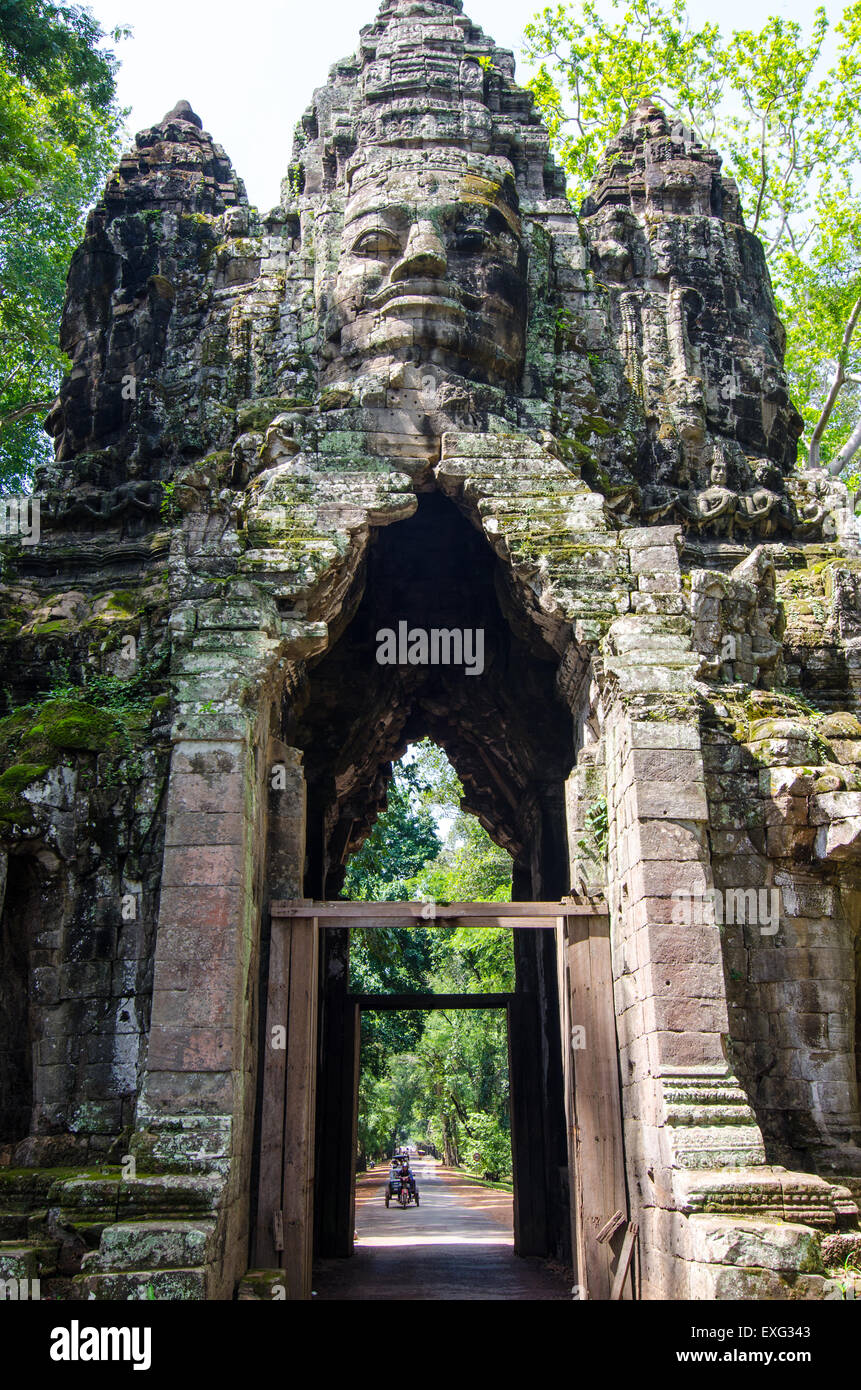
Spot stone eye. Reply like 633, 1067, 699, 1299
352, 229, 400, 258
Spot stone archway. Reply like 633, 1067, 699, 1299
250, 487, 591, 1276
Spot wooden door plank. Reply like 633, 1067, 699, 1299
282, 914, 319, 1300
321, 915, 557, 930
566, 912, 629, 1301
611, 1222, 639, 1301
255, 918, 289, 1269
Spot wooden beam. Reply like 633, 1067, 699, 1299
596, 1210, 627, 1244
254, 914, 290, 1269
508, 989, 548, 1257
321, 915, 558, 930
314, 929, 358, 1259
611, 1222, 639, 1301
349, 992, 513, 1011
271, 900, 607, 920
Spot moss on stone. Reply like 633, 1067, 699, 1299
0, 762, 51, 825
102, 591, 138, 615
0, 763, 52, 793
236, 397, 311, 432
30, 701, 122, 753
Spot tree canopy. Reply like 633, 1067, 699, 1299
524, 0, 861, 480
0, 0, 126, 490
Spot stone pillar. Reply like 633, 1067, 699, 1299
133, 723, 266, 1297
601, 529, 770, 1297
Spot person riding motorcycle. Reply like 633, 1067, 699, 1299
399, 1158, 417, 1197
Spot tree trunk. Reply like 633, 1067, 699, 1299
828, 416, 861, 477
810, 297, 861, 469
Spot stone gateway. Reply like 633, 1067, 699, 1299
0, 0, 859, 1301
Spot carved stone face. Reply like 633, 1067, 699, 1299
322, 160, 527, 385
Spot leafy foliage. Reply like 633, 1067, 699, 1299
407, 812, 513, 903
0, 1, 127, 489
46, 651, 165, 715
344, 778, 441, 903
523, 0, 861, 476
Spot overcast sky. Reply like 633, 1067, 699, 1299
84, 0, 837, 212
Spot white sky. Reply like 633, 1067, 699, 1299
84, 0, 837, 212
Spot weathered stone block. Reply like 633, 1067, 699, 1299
686, 1217, 823, 1273
78, 1268, 208, 1300
87, 1220, 216, 1273
631, 780, 709, 821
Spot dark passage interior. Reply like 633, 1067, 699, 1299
0, 856, 35, 1143
279, 490, 581, 1266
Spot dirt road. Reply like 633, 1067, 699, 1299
312, 1159, 572, 1300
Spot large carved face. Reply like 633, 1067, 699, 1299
322, 159, 527, 385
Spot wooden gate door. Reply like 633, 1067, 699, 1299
253, 910, 319, 1298
559, 907, 633, 1299
254, 900, 629, 1299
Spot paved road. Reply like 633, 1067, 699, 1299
312, 1160, 572, 1301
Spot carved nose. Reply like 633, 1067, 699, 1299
390, 222, 447, 281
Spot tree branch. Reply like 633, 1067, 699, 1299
0, 398, 55, 430
751, 99, 776, 237
809, 296, 861, 468
828, 415, 861, 476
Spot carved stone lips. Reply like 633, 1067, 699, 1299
366, 278, 513, 320
368, 278, 467, 317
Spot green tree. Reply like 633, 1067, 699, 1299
784, 194, 861, 479
407, 812, 512, 904
343, 773, 440, 903
411, 1007, 512, 1176
523, 0, 861, 476
0, 1, 127, 489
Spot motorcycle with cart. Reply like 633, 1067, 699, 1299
384, 1154, 420, 1208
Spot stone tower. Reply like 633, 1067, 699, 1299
0, 0, 859, 1300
